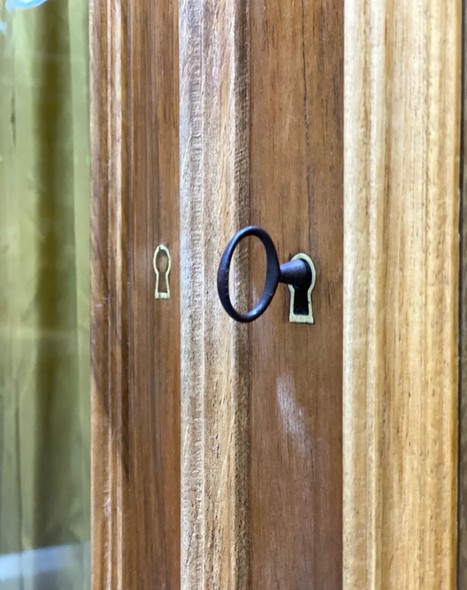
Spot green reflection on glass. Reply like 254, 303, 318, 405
0, 0, 90, 586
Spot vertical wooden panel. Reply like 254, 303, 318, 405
344, 1, 460, 587
458, 2, 467, 583
127, 1, 180, 588
248, 2, 343, 588
91, 0, 180, 587
179, 0, 250, 588
90, 2, 129, 587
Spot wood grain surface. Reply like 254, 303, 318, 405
90, 1, 180, 588
128, 1, 180, 587
179, 0, 250, 588
248, 1, 343, 588
343, 1, 461, 588
179, 0, 343, 588
90, 2, 128, 586
458, 0, 467, 583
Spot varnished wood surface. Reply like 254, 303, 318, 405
248, 2, 343, 588
343, 1, 460, 588
90, 2, 128, 587
92, 1, 462, 587
179, 0, 343, 587
91, 1, 180, 588
458, 0, 467, 583
128, 1, 180, 588
179, 1, 250, 587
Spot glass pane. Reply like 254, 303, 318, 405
0, 0, 90, 588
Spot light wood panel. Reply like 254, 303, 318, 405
179, 0, 343, 587
90, 0, 180, 587
248, 1, 343, 588
458, 2, 467, 583
343, 1, 461, 587
179, 1, 250, 588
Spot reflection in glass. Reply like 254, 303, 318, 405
0, 0, 90, 587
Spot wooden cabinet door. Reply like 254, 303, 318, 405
178, 1, 343, 587
90, 1, 459, 588
91, 1, 342, 587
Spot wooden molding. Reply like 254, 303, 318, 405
90, 1, 129, 587
179, 0, 250, 588
91, 1, 180, 587
459, 2, 467, 581
343, 1, 461, 587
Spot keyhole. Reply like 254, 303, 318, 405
153, 245, 171, 300
156, 251, 169, 293
156, 251, 169, 274
287, 253, 316, 324
291, 284, 309, 316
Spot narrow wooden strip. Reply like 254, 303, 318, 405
248, 0, 343, 586
90, 1, 129, 588
179, 0, 250, 587
457, 1, 467, 582
126, 0, 180, 586
344, 1, 461, 587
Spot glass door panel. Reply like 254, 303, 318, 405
0, 1, 90, 588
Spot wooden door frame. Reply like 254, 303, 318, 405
90, 1, 128, 586
343, 1, 460, 587
90, 0, 461, 587
90, 0, 181, 587
179, 0, 250, 586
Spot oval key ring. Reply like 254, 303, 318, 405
217, 226, 281, 322
218, 225, 315, 324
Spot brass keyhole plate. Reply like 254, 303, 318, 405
153, 244, 172, 300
